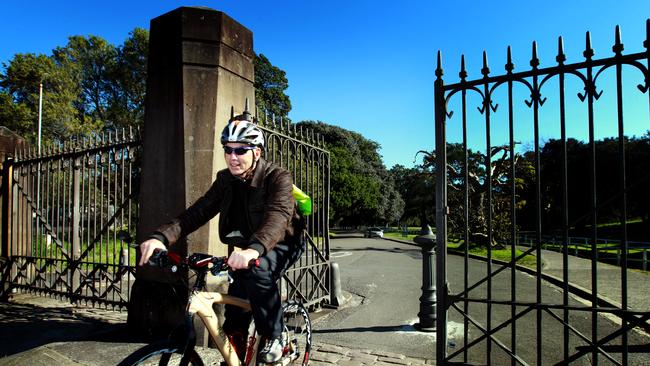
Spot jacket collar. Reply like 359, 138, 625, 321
249, 158, 269, 188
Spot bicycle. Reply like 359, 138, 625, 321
118, 250, 312, 366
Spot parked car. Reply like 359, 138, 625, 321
364, 227, 384, 238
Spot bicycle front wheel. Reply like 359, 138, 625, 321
282, 300, 312, 365
117, 341, 204, 366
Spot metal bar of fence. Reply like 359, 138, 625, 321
531, 42, 544, 366
481, 51, 495, 364
506, 47, 518, 366
434, 51, 448, 364
461, 55, 471, 365
614, 32, 630, 361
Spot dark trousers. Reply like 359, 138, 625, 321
223, 243, 292, 339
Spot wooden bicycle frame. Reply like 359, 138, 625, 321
187, 289, 259, 366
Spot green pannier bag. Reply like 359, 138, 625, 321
292, 185, 312, 216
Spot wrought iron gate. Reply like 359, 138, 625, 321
1, 129, 141, 308
435, 21, 650, 365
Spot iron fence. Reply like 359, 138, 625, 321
1, 116, 331, 310
435, 21, 650, 365
1, 128, 141, 308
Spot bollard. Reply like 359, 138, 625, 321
413, 225, 436, 332
329, 262, 344, 308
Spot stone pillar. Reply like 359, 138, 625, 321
129, 6, 255, 337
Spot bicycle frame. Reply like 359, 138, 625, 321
186, 286, 260, 366
136, 252, 306, 366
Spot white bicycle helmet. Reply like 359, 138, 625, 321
220, 118, 265, 147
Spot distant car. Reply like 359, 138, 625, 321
364, 227, 384, 238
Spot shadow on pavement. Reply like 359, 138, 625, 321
0, 300, 137, 357
313, 325, 409, 334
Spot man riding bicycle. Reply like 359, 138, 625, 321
139, 111, 304, 363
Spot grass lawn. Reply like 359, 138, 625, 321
384, 232, 538, 268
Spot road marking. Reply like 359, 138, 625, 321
330, 251, 353, 258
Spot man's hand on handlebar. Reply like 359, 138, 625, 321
228, 248, 260, 270
139, 238, 167, 266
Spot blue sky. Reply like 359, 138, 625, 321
1, 0, 649, 167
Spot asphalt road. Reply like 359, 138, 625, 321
313, 236, 650, 365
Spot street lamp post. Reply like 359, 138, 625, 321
413, 225, 436, 332
36, 82, 43, 219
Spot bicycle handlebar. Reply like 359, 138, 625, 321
149, 249, 259, 276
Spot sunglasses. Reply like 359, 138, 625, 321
223, 146, 256, 155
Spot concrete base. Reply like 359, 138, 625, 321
413, 322, 436, 332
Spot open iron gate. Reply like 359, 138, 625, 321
434, 21, 650, 365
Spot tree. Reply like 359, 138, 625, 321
390, 164, 435, 228
532, 134, 650, 240
416, 143, 533, 247
52, 35, 117, 133
105, 28, 149, 129
296, 120, 403, 226
0, 53, 80, 141
254, 53, 291, 121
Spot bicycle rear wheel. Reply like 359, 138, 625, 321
118, 341, 204, 366
281, 300, 312, 365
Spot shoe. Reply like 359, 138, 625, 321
259, 336, 284, 363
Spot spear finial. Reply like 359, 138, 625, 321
612, 25, 624, 55
584, 31, 594, 60
505, 46, 514, 73
481, 50, 490, 77
556, 36, 566, 65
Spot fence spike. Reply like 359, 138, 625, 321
481, 50, 490, 77
505, 47, 514, 73
584, 31, 594, 60
459, 54, 468, 80
530, 41, 540, 68
435, 50, 443, 78
556, 36, 566, 64
613, 25, 624, 55
242, 99, 251, 121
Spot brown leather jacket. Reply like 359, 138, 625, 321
151, 158, 300, 255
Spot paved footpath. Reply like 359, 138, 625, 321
0, 293, 433, 366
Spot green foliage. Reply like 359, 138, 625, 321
254, 53, 291, 121
398, 143, 534, 247
525, 135, 650, 239
0, 53, 80, 141
0, 29, 149, 143
297, 120, 404, 226
389, 163, 435, 227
